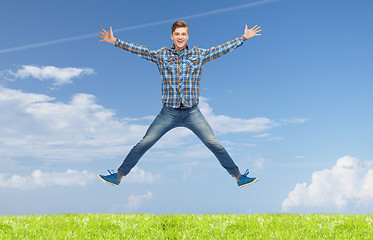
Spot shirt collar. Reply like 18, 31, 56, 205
171, 44, 189, 55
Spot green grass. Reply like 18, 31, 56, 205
0, 214, 372, 239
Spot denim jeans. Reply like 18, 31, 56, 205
118, 105, 240, 177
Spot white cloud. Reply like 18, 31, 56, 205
199, 97, 275, 134
124, 166, 161, 183
0, 86, 149, 162
10, 65, 94, 85
282, 156, 373, 212
0, 169, 96, 190
166, 161, 202, 180
280, 118, 308, 124
125, 191, 153, 211
253, 133, 282, 141
0, 166, 161, 190
0, 86, 305, 172
0, 86, 54, 103
253, 133, 272, 138
246, 154, 266, 169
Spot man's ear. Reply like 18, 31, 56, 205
170, 34, 174, 41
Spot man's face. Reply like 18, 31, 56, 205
171, 27, 189, 52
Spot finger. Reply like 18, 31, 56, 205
110, 26, 113, 34
251, 25, 258, 29
99, 31, 105, 35
245, 25, 248, 29
255, 26, 262, 31
256, 34, 262, 36
102, 29, 108, 34
256, 29, 263, 33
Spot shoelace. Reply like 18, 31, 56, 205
243, 169, 250, 177
107, 170, 116, 175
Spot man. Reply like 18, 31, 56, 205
98, 21, 261, 188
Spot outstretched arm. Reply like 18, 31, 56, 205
99, 27, 117, 44
242, 25, 262, 39
99, 26, 159, 63
201, 25, 262, 64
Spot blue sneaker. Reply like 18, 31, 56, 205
237, 169, 259, 188
97, 170, 120, 187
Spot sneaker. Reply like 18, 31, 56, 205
97, 170, 120, 187
237, 169, 259, 188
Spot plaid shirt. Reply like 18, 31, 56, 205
115, 36, 247, 108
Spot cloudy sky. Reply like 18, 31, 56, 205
1, 0, 373, 215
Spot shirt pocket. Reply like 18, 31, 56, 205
185, 57, 199, 74
161, 56, 176, 72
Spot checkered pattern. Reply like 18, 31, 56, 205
115, 36, 246, 108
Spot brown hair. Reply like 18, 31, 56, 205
171, 21, 189, 34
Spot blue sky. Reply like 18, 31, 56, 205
1, 0, 373, 215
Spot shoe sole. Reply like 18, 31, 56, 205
97, 175, 119, 187
238, 177, 259, 188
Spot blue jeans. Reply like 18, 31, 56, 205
118, 105, 240, 177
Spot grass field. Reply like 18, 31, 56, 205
1, 214, 372, 239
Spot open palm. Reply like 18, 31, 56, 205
99, 27, 117, 44
243, 25, 262, 39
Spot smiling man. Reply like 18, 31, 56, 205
98, 21, 261, 188
171, 22, 189, 52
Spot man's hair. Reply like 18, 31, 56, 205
171, 21, 189, 34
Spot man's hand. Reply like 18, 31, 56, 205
99, 27, 117, 44
243, 25, 262, 39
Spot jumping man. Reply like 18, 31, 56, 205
98, 21, 262, 188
